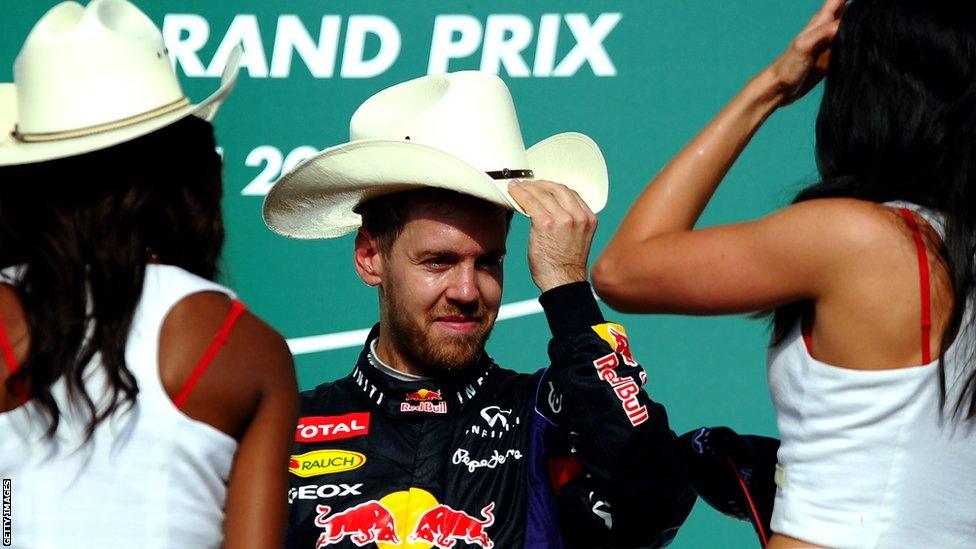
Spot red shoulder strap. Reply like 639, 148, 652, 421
0, 309, 19, 376
173, 299, 247, 409
801, 309, 814, 355
897, 208, 933, 364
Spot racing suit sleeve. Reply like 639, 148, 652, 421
538, 281, 696, 548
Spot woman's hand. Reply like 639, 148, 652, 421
769, 0, 845, 105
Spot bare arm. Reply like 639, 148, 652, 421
593, 0, 845, 314
222, 317, 298, 549
161, 294, 299, 548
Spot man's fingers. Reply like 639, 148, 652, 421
536, 180, 586, 217
509, 181, 556, 218
513, 180, 594, 222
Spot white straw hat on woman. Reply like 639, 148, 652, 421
0, 0, 241, 166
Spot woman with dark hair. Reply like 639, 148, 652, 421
0, 1, 297, 547
594, 0, 976, 547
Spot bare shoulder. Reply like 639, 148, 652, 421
163, 291, 292, 377
769, 198, 909, 249
160, 291, 296, 439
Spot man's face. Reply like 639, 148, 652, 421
373, 198, 508, 375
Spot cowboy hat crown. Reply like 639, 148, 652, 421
264, 71, 609, 240
350, 72, 532, 178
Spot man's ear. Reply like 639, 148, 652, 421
354, 228, 383, 287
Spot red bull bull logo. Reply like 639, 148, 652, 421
315, 501, 399, 547
314, 489, 496, 549
410, 502, 495, 549
405, 388, 443, 402
592, 323, 639, 367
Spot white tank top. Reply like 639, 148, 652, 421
0, 265, 239, 548
767, 203, 976, 548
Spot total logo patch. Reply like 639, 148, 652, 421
290, 449, 366, 478
314, 487, 496, 549
591, 322, 638, 367
296, 412, 371, 443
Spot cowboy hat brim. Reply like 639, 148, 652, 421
0, 46, 242, 167
262, 131, 608, 240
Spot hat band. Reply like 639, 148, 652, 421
12, 97, 191, 143
486, 168, 533, 180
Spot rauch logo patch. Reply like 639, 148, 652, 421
290, 449, 366, 478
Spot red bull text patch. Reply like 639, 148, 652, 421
593, 353, 649, 426
290, 449, 366, 478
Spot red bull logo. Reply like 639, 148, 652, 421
400, 401, 448, 414
405, 388, 443, 402
593, 353, 649, 426
607, 325, 638, 367
315, 501, 399, 547
314, 488, 496, 549
592, 323, 639, 367
410, 502, 495, 549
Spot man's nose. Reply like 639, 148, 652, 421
445, 264, 480, 304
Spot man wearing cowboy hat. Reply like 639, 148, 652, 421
264, 72, 695, 548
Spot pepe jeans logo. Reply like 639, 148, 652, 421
452, 448, 523, 473
289, 450, 366, 478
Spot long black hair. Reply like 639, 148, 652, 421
774, 0, 976, 418
0, 116, 225, 438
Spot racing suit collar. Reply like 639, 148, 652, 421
349, 323, 498, 418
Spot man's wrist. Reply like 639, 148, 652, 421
539, 281, 605, 336
533, 269, 587, 293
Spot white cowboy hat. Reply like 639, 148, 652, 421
263, 71, 609, 239
0, 0, 241, 167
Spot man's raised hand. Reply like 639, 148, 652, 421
508, 180, 597, 293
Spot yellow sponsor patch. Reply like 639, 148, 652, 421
591, 322, 638, 367
289, 449, 366, 478
592, 322, 627, 349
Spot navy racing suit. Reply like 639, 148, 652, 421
286, 282, 695, 548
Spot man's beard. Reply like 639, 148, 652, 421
383, 294, 496, 377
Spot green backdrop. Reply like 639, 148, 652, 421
2, 1, 827, 546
